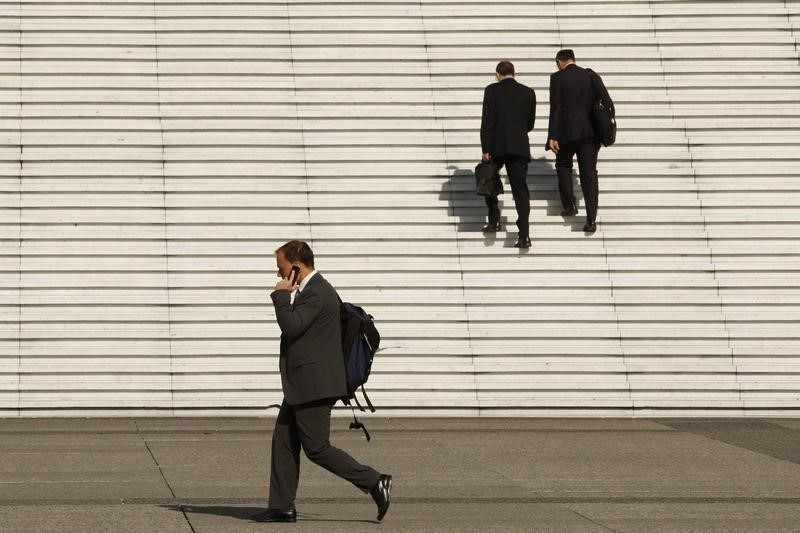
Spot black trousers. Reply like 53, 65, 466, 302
268, 398, 380, 510
555, 139, 601, 224
484, 155, 530, 238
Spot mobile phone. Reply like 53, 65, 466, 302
289, 265, 301, 285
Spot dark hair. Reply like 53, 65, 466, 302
556, 49, 575, 62
275, 240, 315, 268
495, 60, 515, 77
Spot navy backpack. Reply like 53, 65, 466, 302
339, 300, 380, 440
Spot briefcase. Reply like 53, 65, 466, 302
474, 161, 503, 196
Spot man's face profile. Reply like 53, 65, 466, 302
275, 251, 293, 279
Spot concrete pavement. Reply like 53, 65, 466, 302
1, 417, 800, 532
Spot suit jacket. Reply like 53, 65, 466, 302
480, 78, 537, 160
546, 64, 614, 148
270, 273, 347, 406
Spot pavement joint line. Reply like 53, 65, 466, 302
135, 419, 197, 532
0, 481, 145, 485
5, 497, 800, 506
133, 421, 177, 500
179, 505, 197, 533
0, 428, 680, 436
568, 507, 620, 533
656, 421, 800, 466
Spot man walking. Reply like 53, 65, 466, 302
252, 240, 392, 523
480, 60, 537, 248
546, 49, 614, 233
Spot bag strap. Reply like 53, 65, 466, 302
587, 69, 614, 117
353, 393, 366, 412
586, 68, 599, 101
361, 385, 376, 413
348, 406, 371, 441
343, 316, 362, 354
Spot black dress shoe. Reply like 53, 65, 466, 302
251, 508, 297, 523
513, 237, 531, 249
561, 206, 578, 217
371, 474, 392, 522
583, 221, 597, 233
482, 221, 502, 233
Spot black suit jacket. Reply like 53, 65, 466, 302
546, 64, 614, 148
270, 273, 347, 406
480, 78, 536, 160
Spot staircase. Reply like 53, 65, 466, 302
1, 1, 799, 416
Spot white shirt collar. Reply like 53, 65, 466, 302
297, 270, 317, 293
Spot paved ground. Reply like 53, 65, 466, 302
2, 417, 800, 532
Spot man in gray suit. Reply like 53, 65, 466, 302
251, 241, 392, 523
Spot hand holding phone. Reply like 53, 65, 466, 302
289, 265, 301, 286
275, 265, 301, 292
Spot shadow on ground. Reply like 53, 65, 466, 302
162, 504, 376, 525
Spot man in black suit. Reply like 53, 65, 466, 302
251, 240, 392, 523
481, 60, 537, 248
546, 49, 614, 233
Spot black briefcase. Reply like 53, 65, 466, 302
474, 161, 502, 196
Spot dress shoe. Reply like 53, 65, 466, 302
371, 474, 392, 522
482, 221, 502, 233
560, 206, 578, 217
583, 221, 597, 233
251, 508, 297, 523
513, 237, 531, 249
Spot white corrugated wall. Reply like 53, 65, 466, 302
1, 0, 799, 416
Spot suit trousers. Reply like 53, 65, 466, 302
268, 398, 380, 510
555, 139, 601, 224
484, 156, 530, 238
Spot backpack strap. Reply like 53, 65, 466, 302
342, 315, 362, 355
352, 387, 376, 413
361, 385, 376, 413
348, 406, 371, 441
353, 393, 366, 412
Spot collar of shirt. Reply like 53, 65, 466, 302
297, 270, 317, 293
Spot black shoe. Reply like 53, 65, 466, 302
583, 221, 597, 233
251, 508, 297, 523
561, 206, 578, 217
482, 221, 501, 233
513, 237, 531, 249
371, 474, 392, 522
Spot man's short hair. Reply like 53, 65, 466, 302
495, 60, 515, 77
276, 240, 315, 268
556, 49, 575, 62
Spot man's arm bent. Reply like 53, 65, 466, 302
270, 290, 323, 340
